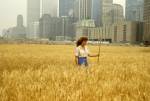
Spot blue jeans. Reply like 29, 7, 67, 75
78, 57, 88, 66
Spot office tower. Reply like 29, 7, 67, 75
79, 0, 92, 20
27, 0, 40, 26
73, 0, 92, 21
92, 0, 102, 26
11, 15, 26, 39
17, 15, 24, 27
102, 0, 113, 26
143, 0, 150, 42
126, 0, 144, 21
59, 0, 74, 17
39, 15, 75, 40
27, 0, 40, 38
42, 0, 58, 17
73, 0, 80, 20
112, 4, 124, 23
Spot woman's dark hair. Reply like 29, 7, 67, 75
76, 37, 88, 47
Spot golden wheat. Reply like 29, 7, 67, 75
0, 44, 150, 101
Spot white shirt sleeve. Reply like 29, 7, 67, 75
85, 46, 90, 55
75, 47, 79, 56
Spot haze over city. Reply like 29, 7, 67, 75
0, 0, 125, 34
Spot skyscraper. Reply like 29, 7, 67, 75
27, 0, 40, 38
126, 0, 144, 22
112, 4, 124, 24
27, 0, 40, 26
11, 15, 26, 39
79, 0, 92, 20
73, 0, 80, 20
59, 0, 74, 17
42, 0, 58, 17
17, 15, 24, 27
92, 0, 102, 26
143, 0, 150, 43
101, 0, 113, 26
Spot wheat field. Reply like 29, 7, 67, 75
0, 44, 150, 101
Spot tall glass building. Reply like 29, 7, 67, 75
92, 0, 102, 26
27, 0, 40, 26
101, 0, 113, 26
27, 0, 40, 38
42, 0, 58, 17
79, 0, 92, 20
126, 0, 144, 21
59, 0, 74, 17
112, 4, 124, 23
144, 0, 150, 42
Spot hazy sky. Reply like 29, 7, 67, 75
0, 0, 125, 33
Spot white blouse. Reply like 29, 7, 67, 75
75, 46, 90, 57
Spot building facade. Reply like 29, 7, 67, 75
28, 22, 39, 39
39, 15, 75, 40
143, 0, 150, 43
75, 20, 95, 40
39, 14, 61, 40
79, 0, 92, 20
59, 0, 74, 17
92, 0, 102, 26
126, 0, 144, 22
77, 21, 143, 43
101, 0, 113, 26
27, 0, 40, 38
42, 0, 58, 17
111, 21, 143, 43
10, 15, 26, 39
112, 4, 124, 24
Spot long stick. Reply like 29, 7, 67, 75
98, 30, 101, 63
98, 38, 101, 63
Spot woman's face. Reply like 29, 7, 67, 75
81, 41, 87, 46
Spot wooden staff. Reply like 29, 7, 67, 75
98, 29, 102, 63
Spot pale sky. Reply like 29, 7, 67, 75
0, 0, 125, 33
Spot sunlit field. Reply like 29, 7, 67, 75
0, 44, 150, 101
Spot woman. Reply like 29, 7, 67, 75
75, 37, 99, 66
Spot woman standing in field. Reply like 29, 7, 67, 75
75, 37, 99, 66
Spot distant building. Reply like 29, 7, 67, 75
60, 16, 75, 39
75, 19, 95, 40
111, 21, 143, 43
73, 0, 80, 20
10, 15, 26, 39
92, 0, 102, 26
42, 0, 58, 17
92, 0, 114, 26
39, 14, 59, 40
126, 0, 144, 22
27, 0, 40, 38
59, 0, 74, 17
80, 0, 92, 20
101, 0, 113, 26
143, 0, 150, 43
28, 22, 39, 39
88, 26, 112, 42
39, 15, 75, 40
81, 21, 143, 43
112, 4, 124, 24
74, 0, 92, 20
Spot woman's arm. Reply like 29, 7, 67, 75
88, 54, 99, 57
86, 47, 99, 57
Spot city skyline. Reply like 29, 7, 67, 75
0, 0, 125, 33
